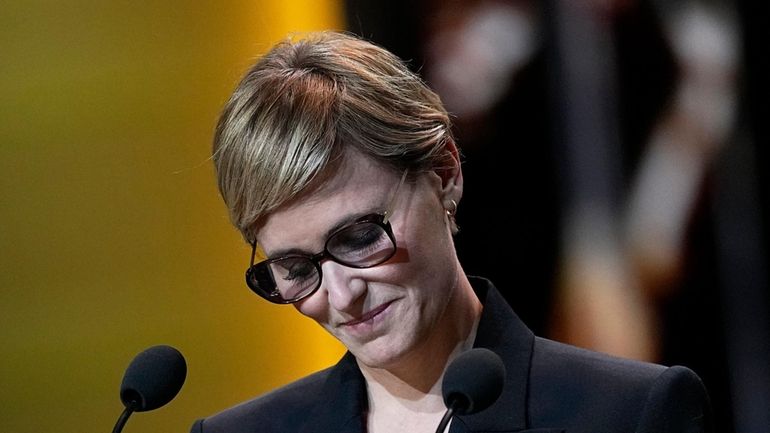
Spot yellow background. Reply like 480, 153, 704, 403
0, 1, 345, 432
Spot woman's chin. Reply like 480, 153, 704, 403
349, 339, 412, 371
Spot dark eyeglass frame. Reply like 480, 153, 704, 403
246, 214, 397, 303
245, 170, 408, 304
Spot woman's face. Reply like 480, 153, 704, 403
256, 150, 462, 369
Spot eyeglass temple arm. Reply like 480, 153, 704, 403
249, 240, 268, 265
248, 241, 258, 265
383, 170, 408, 224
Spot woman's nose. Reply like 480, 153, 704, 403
321, 261, 367, 311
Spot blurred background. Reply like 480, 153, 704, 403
1, 1, 767, 432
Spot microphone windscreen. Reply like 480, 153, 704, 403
441, 348, 505, 415
120, 345, 187, 412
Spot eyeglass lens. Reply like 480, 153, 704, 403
249, 218, 396, 302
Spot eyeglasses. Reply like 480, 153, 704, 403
245, 171, 408, 304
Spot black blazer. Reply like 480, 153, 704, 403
191, 278, 712, 433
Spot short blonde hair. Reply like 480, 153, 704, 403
213, 31, 454, 242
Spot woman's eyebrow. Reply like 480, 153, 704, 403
322, 209, 380, 239
268, 208, 384, 258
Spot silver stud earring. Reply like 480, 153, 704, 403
445, 199, 457, 217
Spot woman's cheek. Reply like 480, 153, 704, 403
293, 292, 329, 323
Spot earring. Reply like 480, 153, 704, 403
445, 199, 457, 217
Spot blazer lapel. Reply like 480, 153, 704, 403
299, 352, 368, 433
449, 278, 565, 433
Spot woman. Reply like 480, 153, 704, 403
192, 31, 711, 433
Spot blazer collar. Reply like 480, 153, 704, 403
447, 277, 545, 432
298, 351, 367, 433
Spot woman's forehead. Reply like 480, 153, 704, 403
300, 150, 399, 207
256, 153, 399, 250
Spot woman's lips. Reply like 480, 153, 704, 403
341, 300, 395, 327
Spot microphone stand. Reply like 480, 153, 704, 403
435, 399, 460, 433
112, 400, 138, 433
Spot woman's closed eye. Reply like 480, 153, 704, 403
329, 223, 390, 259
280, 259, 316, 282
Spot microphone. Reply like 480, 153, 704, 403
112, 345, 187, 433
435, 348, 505, 433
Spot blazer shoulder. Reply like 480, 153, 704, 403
528, 337, 711, 432
531, 336, 666, 391
191, 366, 334, 433
635, 365, 713, 433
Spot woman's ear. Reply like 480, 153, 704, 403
438, 138, 464, 208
